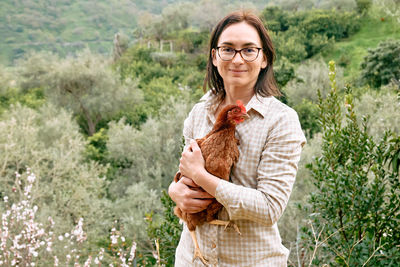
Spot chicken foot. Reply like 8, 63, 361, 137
208, 220, 242, 235
189, 230, 209, 265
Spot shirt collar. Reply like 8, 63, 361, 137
245, 94, 272, 118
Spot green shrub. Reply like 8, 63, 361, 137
356, 0, 372, 15
293, 99, 320, 139
0, 103, 108, 243
300, 61, 400, 265
274, 56, 296, 88
145, 191, 182, 266
261, 6, 290, 32
361, 40, 400, 88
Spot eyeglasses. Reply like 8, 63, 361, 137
216, 46, 262, 62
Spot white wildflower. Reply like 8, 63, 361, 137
111, 234, 118, 244
84, 256, 92, 267
58, 235, 64, 241
128, 242, 137, 262
27, 173, 36, 183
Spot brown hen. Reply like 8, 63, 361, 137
174, 100, 249, 265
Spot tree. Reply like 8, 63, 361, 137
0, 103, 108, 243
45, 49, 142, 135
300, 61, 400, 265
361, 40, 400, 88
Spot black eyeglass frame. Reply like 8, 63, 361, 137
216, 46, 263, 62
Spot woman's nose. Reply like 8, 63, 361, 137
232, 52, 244, 64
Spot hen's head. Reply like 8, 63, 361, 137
224, 100, 249, 125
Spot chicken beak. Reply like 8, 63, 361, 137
241, 113, 250, 120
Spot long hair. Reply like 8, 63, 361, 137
203, 11, 281, 98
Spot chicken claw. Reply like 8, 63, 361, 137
208, 220, 242, 235
189, 230, 209, 265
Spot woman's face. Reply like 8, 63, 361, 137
212, 22, 267, 92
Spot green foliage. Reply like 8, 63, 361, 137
0, 103, 108, 242
84, 128, 109, 163
145, 191, 182, 266
293, 99, 320, 139
301, 61, 400, 265
263, 7, 362, 62
356, 0, 372, 15
322, 8, 400, 81
261, 6, 290, 32
296, 10, 360, 57
43, 49, 143, 135
354, 84, 400, 139
116, 45, 204, 118
361, 40, 400, 88
283, 59, 344, 137
271, 30, 307, 63
105, 99, 192, 197
0, 0, 139, 64
274, 56, 296, 88
111, 181, 163, 257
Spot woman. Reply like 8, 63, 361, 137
168, 11, 306, 266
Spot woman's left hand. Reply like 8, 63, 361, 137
179, 139, 206, 184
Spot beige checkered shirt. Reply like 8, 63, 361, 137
175, 92, 306, 267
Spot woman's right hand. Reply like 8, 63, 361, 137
168, 176, 214, 214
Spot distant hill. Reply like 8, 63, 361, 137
0, 0, 277, 65
0, 0, 141, 65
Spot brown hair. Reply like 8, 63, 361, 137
203, 11, 281, 98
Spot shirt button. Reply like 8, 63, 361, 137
212, 242, 216, 248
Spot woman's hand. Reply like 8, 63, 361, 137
168, 176, 214, 214
179, 139, 206, 184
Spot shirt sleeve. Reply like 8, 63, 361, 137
182, 105, 195, 147
215, 109, 306, 226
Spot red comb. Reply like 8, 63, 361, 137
236, 100, 246, 113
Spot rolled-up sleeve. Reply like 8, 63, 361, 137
215, 109, 306, 226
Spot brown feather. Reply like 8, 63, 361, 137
174, 103, 246, 231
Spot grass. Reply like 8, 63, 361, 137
322, 7, 400, 80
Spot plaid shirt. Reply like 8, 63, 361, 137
175, 92, 306, 267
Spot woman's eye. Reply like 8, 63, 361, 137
222, 47, 234, 53
244, 48, 257, 53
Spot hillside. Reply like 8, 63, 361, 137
322, 9, 400, 80
0, 0, 275, 65
0, 0, 141, 64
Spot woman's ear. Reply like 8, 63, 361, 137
261, 53, 267, 69
212, 49, 217, 67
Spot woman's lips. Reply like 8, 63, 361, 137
230, 69, 247, 73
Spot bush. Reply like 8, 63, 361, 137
145, 191, 182, 266
284, 58, 343, 105
0, 103, 108, 240
105, 99, 192, 197
356, 0, 372, 14
261, 6, 290, 32
0, 170, 137, 266
274, 56, 296, 88
300, 61, 400, 265
354, 84, 400, 139
271, 30, 308, 63
361, 40, 400, 88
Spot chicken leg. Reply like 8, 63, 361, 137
189, 230, 209, 265
208, 220, 242, 235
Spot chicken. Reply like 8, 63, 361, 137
174, 100, 249, 265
